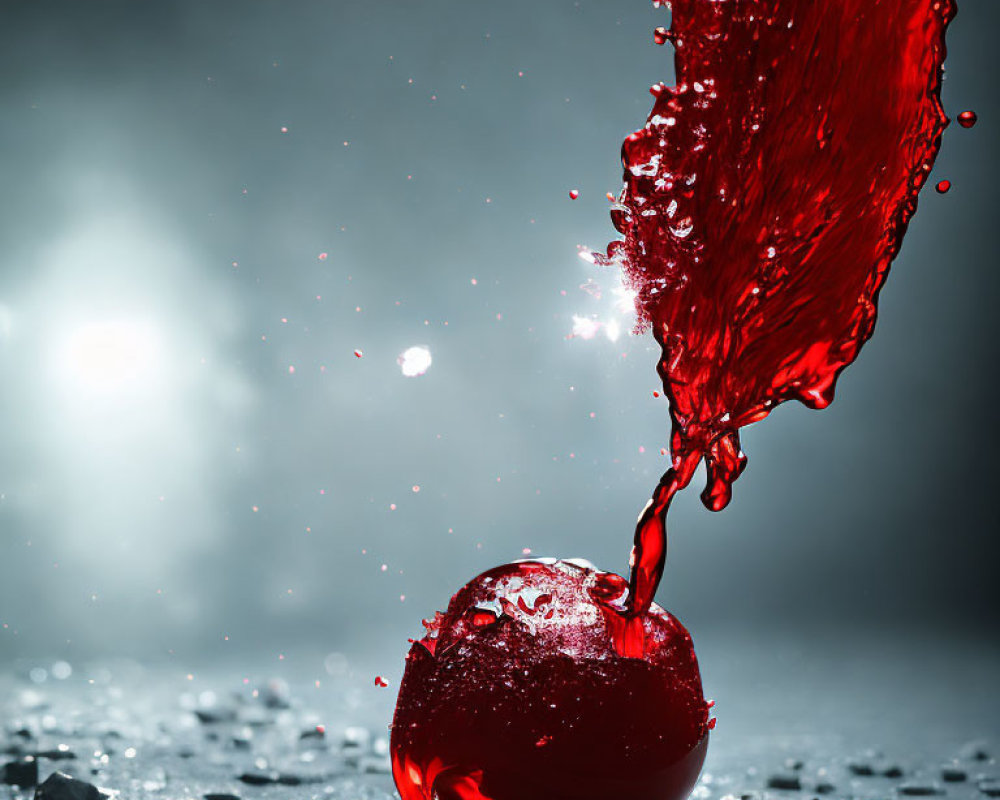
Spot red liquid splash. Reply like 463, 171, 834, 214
594, 0, 954, 624
391, 561, 709, 800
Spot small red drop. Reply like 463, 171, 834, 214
569, 189, 580, 200
935, 179, 951, 193
654, 27, 669, 45
354, 349, 363, 358
375, 675, 389, 687
957, 110, 978, 128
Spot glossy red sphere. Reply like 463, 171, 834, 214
391, 560, 710, 800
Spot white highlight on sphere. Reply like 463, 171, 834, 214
58, 320, 161, 393
398, 345, 432, 377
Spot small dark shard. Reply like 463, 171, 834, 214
176, 747, 196, 759
35, 749, 77, 762
898, 784, 944, 796
230, 737, 251, 751
768, 775, 803, 790
884, 766, 905, 779
3, 757, 39, 788
236, 771, 277, 786
850, 764, 876, 777
941, 769, 966, 783
34, 772, 105, 800
194, 708, 237, 725
979, 780, 1000, 798
959, 742, 991, 762
204, 795, 241, 800
815, 783, 836, 794
299, 728, 325, 741
276, 774, 303, 786
785, 759, 805, 772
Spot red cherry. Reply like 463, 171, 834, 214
391, 560, 710, 800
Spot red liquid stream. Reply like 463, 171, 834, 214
596, 0, 955, 633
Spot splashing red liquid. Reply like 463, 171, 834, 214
594, 0, 955, 629
391, 0, 956, 794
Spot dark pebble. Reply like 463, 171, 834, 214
941, 769, 966, 783
35, 750, 77, 762
260, 679, 291, 710
850, 764, 876, 777
195, 709, 237, 725
785, 760, 804, 772
2, 757, 39, 788
884, 767, 905, 779
898, 784, 944, 796
815, 783, 836, 794
768, 775, 803, 790
34, 772, 105, 800
960, 743, 991, 762
237, 771, 277, 786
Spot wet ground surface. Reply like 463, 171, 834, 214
2, 632, 997, 799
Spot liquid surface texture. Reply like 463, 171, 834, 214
596, 0, 955, 619
391, 560, 710, 800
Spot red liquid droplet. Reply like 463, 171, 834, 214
569, 189, 580, 199
957, 110, 977, 128
936, 179, 952, 193
391, 561, 708, 800
654, 26, 670, 45
354, 349, 363, 358
375, 675, 389, 688
598, 0, 953, 621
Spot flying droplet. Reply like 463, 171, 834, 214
569, 189, 580, 200
935, 179, 951, 194
354, 349, 363, 358
654, 27, 669, 45
956, 110, 977, 128
374, 676, 389, 688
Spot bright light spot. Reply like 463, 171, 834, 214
57, 320, 162, 395
571, 315, 600, 340
398, 345, 432, 377
611, 284, 638, 315
604, 319, 621, 341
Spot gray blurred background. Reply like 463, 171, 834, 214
0, 0, 996, 707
